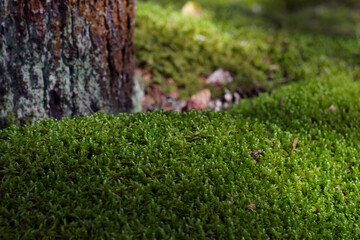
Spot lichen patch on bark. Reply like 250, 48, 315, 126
0, 0, 136, 128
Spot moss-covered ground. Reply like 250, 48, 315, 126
1, 0, 360, 239
135, 0, 359, 99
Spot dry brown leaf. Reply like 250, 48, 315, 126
247, 201, 256, 211
186, 89, 211, 110
166, 78, 175, 85
168, 91, 179, 99
328, 105, 336, 112
292, 138, 298, 151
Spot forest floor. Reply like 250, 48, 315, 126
1, 1, 360, 239
135, 0, 360, 112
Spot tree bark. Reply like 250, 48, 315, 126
0, 0, 136, 128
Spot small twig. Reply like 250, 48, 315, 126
73, 90, 94, 114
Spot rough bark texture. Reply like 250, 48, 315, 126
0, 0, 136, 128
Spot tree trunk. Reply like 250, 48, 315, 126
0, 0, 136, 128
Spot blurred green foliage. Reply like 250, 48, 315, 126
135, 0, 359, 99
262, 0, 358, 10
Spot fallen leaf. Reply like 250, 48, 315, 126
206, 69, 233, 86
292, 138, 298, 151
175, 101, 187, 113
247, 201, 256, 211
166, 78, 174, 84
181, 1, 202, 17
186, 89, 211, 110
251, 149, 263, 158
328, 105, 336, 112
168, 90, 179, 99
161, 98, 176, 112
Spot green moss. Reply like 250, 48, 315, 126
135, 2, 277, 99
135, 1, 359, 99
1, 64, 360, 238
3, 111, 36, 129
1, 1, 359, 238
4, 111, 19, 128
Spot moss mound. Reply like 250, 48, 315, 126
1, 0, 360, 238
1, 65, 360, 238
